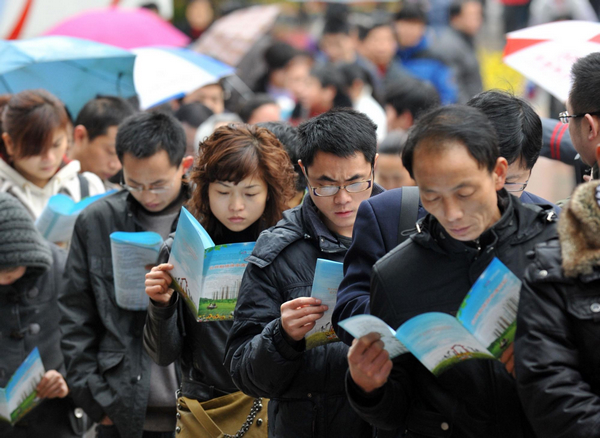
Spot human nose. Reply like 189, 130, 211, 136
109, 156, 122, 172
229, 193, 245, 211
442, 198, 463, 223
333, 187, 353, 205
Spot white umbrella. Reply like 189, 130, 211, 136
133, 47, 234, 110
503, 20, 600, 102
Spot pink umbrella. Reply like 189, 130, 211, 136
44, 6, 190, 50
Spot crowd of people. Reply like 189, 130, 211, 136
2, 1, 600, 438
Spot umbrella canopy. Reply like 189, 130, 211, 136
192, 5, 280, 67
133, 47, 235, 110
44, 6, 190, 50
0, 36, 136, 117
503, 20, 600, 102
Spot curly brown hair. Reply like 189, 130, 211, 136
189, 124, 296, 238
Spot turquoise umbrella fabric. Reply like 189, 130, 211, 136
0, 36, 136, 117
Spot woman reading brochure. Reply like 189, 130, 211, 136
143, 124, 295, 437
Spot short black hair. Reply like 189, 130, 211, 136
467, 90, 542, 169
310, 64, 354, 109
116, 112, 186, 166
378, 130, 408, 155
402, 105, 499, 178
394, 3, 428, 23
297, 107, 377, 168
257, 121, 306, 192
323, 17, 350, 36
264, 42, 300, 71
570, 52, 600, 115
449, 0, 481, 19
174, 102, 213, 128
357, 17, 393, 41
385, 78, 440, 120
238, 94, 277, 123
74, 96, 136, 141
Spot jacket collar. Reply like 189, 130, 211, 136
415, 189, 552, 255
249, 183, 385, 267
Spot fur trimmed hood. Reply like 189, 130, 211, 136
558, 180, 600, 277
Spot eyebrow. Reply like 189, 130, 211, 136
315, 173, 365, 183
128, 178, 166, 186
217, 181, 261, 189
422, 182, 475, 193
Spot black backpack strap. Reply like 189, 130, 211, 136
77, 173, 90, 199
397, 186, 420, 246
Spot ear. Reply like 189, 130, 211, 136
73, 125, 88, 145
2, 132, 14, 157
324, 85, 337, 104
373, 153, 379, 172
398, 110, 414, 130
298, 159, 306, 174
493, 157, 509, 190
585, 113, 600, 140
182, 155, 194, 173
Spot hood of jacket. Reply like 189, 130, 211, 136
412, 189, 557, 257
558, 180, 600, 278
248, 184, 385, 268
0, 158, 83, 217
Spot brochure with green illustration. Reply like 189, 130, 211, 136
338, 258, 521, 376
36, 190, 116, 243
305, 259, 344, 349
0, 347, 45, 425
110, 231, 163, 311
168, 207, 255, 322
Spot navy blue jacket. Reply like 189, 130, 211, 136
332, 187, 560, 345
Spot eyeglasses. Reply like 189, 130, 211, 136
120, 180, 174, 195
505, 180, 528, 193
304, 170, 374, 197
558, 110, 600, 124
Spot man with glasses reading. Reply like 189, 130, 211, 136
224, 108, 381, 437
562, 52, 600, 180
60, 112, 193, 438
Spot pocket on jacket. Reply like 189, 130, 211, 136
564, 294, 600, 338
97, 351, 125, 375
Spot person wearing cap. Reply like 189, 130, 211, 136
515, 179, 600, 438
0, 193, 81, 437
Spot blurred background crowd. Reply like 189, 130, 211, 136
1, 0, 596, 203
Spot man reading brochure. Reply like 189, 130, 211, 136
59, 112, 192, 438
345, 105, 557, 437
224, 108, 382, 437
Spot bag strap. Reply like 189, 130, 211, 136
185, 397, 223, 438
77, 173, 90, 199
397, 186, 420, 246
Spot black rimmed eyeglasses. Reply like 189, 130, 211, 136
304, 169, 374, 197
559, 110, 600, 124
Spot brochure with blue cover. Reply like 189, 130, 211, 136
168, 207, 255, 322
305, 259, 344, 349
0, 347, 45, 425
110, 231, 163, 311
338, 258, 521, 376
35, 190, 115, 243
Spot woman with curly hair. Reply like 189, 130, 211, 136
143, 124, 296, 437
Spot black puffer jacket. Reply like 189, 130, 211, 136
225, 190, 382, 438
347, 191, 557, 438
515, 238, 600, 437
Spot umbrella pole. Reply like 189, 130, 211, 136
224, 75, 254, 101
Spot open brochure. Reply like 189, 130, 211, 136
305, 259, 343, 349
168, 207, 255, 322
339, 258, 521, 376
0, 347, 45, 425
110, 231, 163, 311
35, 190, 115, 243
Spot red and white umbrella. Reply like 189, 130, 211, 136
503, 20, 600, 102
